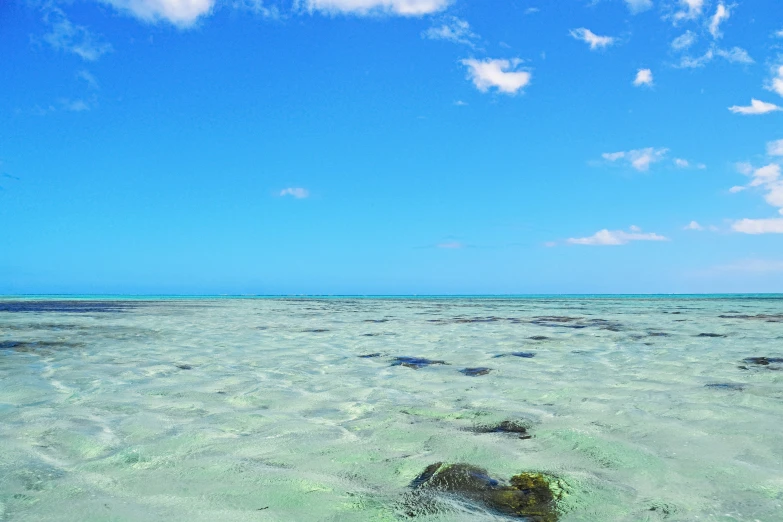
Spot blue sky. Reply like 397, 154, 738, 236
1, 0, 782, 294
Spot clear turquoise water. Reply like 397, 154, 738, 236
1, 297, 782, 521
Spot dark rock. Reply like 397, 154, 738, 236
719, 314, 783, 322
696, 333, 726, 338
0, 340, 79, 353
359, 353, 382, 358
529, 336, 550, 341
742, 357, 783, 369
705, 383, 744, 391
494, 352, 536, 359
0, 300, 142, 313
405, 463, 559, 521
363, 319, 390, 323
468, 421, 531, 439
391, 357, 448, 370
460, 367, 492, 376
303, 329, 330, 333
176, 364, 192, 370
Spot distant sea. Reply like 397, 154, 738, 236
1, 296, 781, 521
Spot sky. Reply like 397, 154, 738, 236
1, 0, 782, 295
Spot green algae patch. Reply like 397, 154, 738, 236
404, 462, 562, 520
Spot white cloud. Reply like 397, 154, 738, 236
100, 0, 216, 25
232, 0, 281, 18
300, 0, 450, 16
61, 99, 90, 112
423, 17, 478, 46
633, 68, 653, 87
569, 28, 616, 50
567, 226, 669, 246
767, 139, 783, 157
736, 162, 754, 176
732, 218, 783, 234
77, 70, 99, 90
715, 47, 753, 64
728, 99, 782, 115
41, 6, 112, 60
708, 2, 730, 39
747, 164, 781, 187
671, 31, 697, 50
624, 0, 652, 13
767, 65, 783, 97
673, 0, 703, 21
675, 49, 713, 68
729, 185, 746, 193
437, 241, 464, 249
775, 29, 783, 38
674, 158, 689, 167
602, 147, 668, 171
461, 58, 531, 95
524, 7, 540, 14
280, 187, 309, 198
684, 220, 704, 230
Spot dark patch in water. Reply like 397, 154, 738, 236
705, 383, 744, 391
359, 353, 382, 358
719, 314, 783, 322
391, 357, 448, 370
468, 421, 532, 439
460, 367, 492, 376
0, 300, 143, 313
696, 333, 726, 338
742, 357, 783, 369
529, 336, 550, 341
303, 329, 330, 333
403, 463, 559, 521
364, 319, 390, 323
362, 333, 382, 337
496, 352, 536, 359
176, 364, 192, 370
647, 332, 670, 337
0, 340, 79, 353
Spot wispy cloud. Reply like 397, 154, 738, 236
728, 99, 782, 115
715, 46, 753, 64
77, 70, 99, 90
299, 0, 450, 16
768, 139, 783, 157
633, 68, 653, 87
423, 16, 478, 46
566, 226, 668, 246
436, 241, 464, 249
569, 28, 616, 50
708, 2, 730, 39
710, 258, 783, 273
601, 147, 669, 171
675, 46, 752, 68
767, 65, 783, 97
684, 221, 704, 231
100, 0, 216, 25
40, 6, 112, 61
461, 58, 531, 95
623, 0, 652, 14
279, 187, 309, 198
730, 157, 783, 233
671, 31, 697, 50
672, 0, 704, 21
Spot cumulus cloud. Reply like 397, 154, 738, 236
671, 31, 697, 50
624, 0, 652, 13
732, 218, 783, 234
300, 0, 450, 16
768, 139, 783, 157
461, 58, 531, 94
41, 6, 112, 60
602, 147, 669, 171
684, 221, 704, 230
708, 2, 730, 39
675, 46, 752, 68
767, 65, 783, 97
569, 28, 616, 50
633, 68, 653, 87
567, 226, 669, 246
423, 17, 478, 46
280, 187, 309, 198
728, 99, 782, 115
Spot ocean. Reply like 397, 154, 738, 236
1, 296, 781, 521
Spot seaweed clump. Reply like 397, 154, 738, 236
404, 462, 560, 521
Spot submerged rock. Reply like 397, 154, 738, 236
460, 367, 492, 376
391, 356, 448, 370
468, 421, 532, 439
741, 356, 783, 370
696, 333, 726, 338
405, 463, 559, 520
494, 352, 536, 359
529, 336, 550, 341
176, 364, 192, 370
359, 353, 382, 358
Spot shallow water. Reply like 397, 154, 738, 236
1, 297, 782, 521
